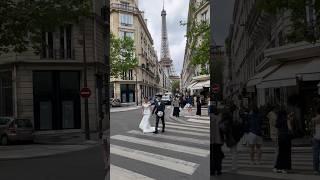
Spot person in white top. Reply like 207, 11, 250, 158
312, 106, 320, 174
139, 97, 156, 133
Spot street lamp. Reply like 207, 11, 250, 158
135, 70, 138, 106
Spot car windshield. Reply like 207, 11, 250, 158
15, 119, 33, 128
0, 118, 10, 125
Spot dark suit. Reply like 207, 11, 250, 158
152, 101, 166, 132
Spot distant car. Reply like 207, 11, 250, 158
110, 98, 121, 107
161, 95, 172, 105
0, 117, 34, 145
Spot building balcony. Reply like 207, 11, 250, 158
40, 48, 75, 60
110, 3, 139, 14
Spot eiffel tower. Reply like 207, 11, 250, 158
159, 0, 178, 78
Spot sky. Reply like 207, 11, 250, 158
139, 0, 189, 75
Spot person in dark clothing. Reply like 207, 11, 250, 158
196, 96, 201, 116
211, 106, 224, 176
172, 96, 180, 117
274, 107, 293, 173
247, 106, 263, 165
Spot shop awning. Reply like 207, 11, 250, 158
298, 58, 320, 81
246, 64, 280, 88
257, 59, 320, 89
187, 82, 197, 89
191, 80, 210, 90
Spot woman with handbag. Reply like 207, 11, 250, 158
274, 107, 293, 173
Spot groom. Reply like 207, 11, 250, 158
152, 94, 165, 134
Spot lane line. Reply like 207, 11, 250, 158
187, 119, 210, 124
165, 129, 210, 137
110, 144, 199, 175
166, 122, 209, 129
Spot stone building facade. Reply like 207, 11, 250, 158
110, 0, 169, 105
0, 0, 109, 135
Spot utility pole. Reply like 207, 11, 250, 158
135, 70, 138, 106
82, 20, 90, 140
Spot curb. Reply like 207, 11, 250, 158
0, 143, 99, 161
110, 106, 141, 113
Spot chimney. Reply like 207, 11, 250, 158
144, 19, 148, 26
140, 11, 144, 18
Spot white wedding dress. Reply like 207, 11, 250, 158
139, 102, 156, 133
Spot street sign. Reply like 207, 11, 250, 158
80, 87, 91, 98
212, 83, 220, 93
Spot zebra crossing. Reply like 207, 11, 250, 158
221, 145, 314, 173
110, 116, 210, 179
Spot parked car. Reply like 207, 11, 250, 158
162, 95, 172, 105
110, 98, 121, 107
0, 117, 34, 145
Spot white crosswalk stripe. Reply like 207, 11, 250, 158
111, 116, 210, 178
158, 124, 210, 132
111, 145, 200, 175
166, 121, 209, 129
110, 165, 155, 180
184, 115, 210, 120
127, 130, 210, 145
187, 119, 210, 124
111, 135, 209, 157
222, 151, 313, 171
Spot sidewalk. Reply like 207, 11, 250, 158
110, 106, 141, 113
0, 142, 99, 160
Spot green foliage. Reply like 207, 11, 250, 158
0, 0, 92, 55
171, 80, 180, 94
110, 34, 138, 78
257, 0, 320, 43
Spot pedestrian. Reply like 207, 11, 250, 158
247, 105, 263, 165
185, 95, 192, 113
196, 96, 202, 116
274, 106, 292, 173
221, 106, 243, 171
267, 105, 278, 168
239, 106, 249, 146
172, 96, 180, 117
312, 106, 320, 175
211, 106, 224, 176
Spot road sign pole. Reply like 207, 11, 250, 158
82, 21, 90, 140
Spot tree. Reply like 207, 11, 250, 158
171, 80, 180, 94
0, 0, 92, 55
110, 34, 138, 78
257, 0, 320, 43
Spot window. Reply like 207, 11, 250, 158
120, 1, 130, 9
119, 31, 134, 40
201, 10, 208, 22
0, 71, 13, 116
59, 25, 73, 59
41, 31, 54, 59
120, 13, 133, 27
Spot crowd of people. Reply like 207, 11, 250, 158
211, 103, 320, 176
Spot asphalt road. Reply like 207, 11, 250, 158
0, 145, 105, 180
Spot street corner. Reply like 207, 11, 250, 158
0, 143, 98, 160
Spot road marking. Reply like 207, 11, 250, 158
110, 144, 199, 175
187, 119, 210, 124
165, 129, 210, 137
166, 122, 209, 129
111, 135, 209, 157
235, 170, 320, 180
158, 124, 210, 133
184, 116, 210, 120
127, 130, 210, 145
110, 165, 155, 180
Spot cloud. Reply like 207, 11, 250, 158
139, 0, 189, 74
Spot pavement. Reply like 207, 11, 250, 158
0, 145, 105, 180
110, 105, 141, 113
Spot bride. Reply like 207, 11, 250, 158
139, 97, 156, 133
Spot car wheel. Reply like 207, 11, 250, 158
1, 135, 9, 145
